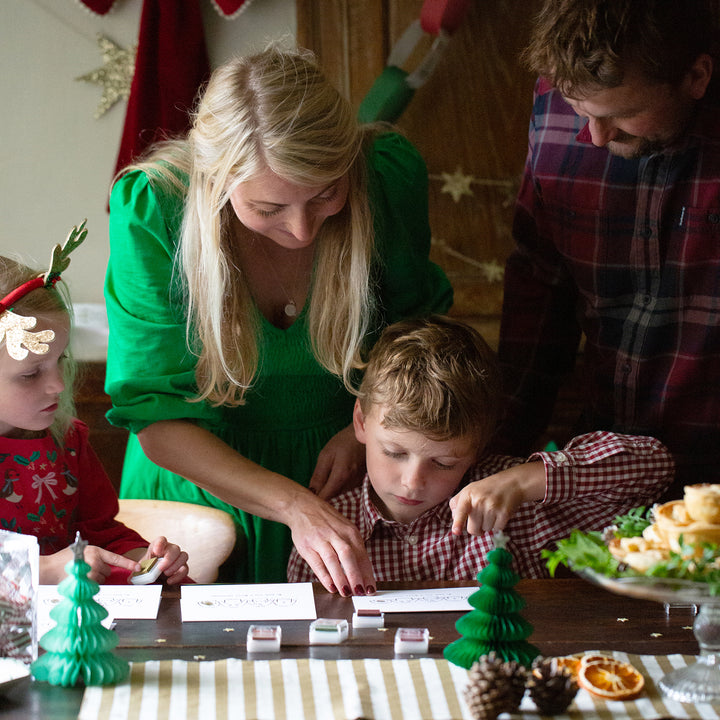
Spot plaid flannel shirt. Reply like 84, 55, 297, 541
287, 431, 673, 582
495, 78, 720, 491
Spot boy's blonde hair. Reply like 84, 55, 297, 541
0, 256, 76, 443
358, 316, 502, 453
121, 44, 379, 405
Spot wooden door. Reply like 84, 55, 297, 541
297, 0, 541, 346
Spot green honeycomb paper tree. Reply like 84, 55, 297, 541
444, 531, 540, 669
31, 533, 129, 686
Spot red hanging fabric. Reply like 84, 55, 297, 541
420, 0, 471, 35
210, 0, 251, 17
79, 0, 251, 18
113, 0, 211, 177
76, 0, 118, 15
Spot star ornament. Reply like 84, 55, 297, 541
76, 34, 137, 119
492, 530, 509, 549
481, 259, 505, 284
439, 166, 475, 203
71, 531, 88, 562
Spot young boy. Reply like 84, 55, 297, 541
287, 315, 674, 581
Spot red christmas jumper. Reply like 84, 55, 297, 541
0, 419, 146, 579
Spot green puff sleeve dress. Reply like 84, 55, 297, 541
104, 132, 453, 583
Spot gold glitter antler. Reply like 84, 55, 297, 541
42, 219, 88, 286
0, 313, 55, 361
0, 219, 88, 361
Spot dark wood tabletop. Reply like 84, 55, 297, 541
0, 578, 701, 719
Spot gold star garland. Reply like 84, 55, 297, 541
438, 167, 475, 203
429, 166, 518, 282
76, 33, 137, 119
431, 237, 505, 283
430, 167, 518, 207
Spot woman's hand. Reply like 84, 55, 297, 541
449, 461, 546, 535
308, 423, 366, 500
138, 420, 373, 592
127, 536, 190, 585
39, 545, 140, 585
288, 490, 376, 596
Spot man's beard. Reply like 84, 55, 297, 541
606, 135, 668, 159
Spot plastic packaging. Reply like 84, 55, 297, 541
0, 531, 39, 664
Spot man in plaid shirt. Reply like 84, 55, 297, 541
494, 0, 720, 499
287, 317, 673, 582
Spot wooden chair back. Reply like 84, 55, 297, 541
117, 499, 236, 584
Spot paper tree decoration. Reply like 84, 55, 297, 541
31, 534, 129, 686
444, 532, 540, 669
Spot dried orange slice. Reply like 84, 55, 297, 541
551, 655, 582, 678
577, 655, 645, 700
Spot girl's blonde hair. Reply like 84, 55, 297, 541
0, 256, 76, 443
121, 45, 378, 405
358, 316, 502, 454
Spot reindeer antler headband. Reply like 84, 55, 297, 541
0, 220, 87, 361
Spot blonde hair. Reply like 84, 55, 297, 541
121, 45, 378, 405
0, 256, 76, 443
358, 316, 502, 453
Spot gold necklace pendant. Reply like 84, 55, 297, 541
247, 230, 307, 323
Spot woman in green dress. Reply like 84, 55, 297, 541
104, 45, 452, 591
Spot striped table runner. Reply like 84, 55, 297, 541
79, 653, 720, 720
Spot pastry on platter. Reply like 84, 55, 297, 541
684, 483, 720, 524
546, 487, 720, 584
607, 484, 720, 571
607, 534, 668, 573
654, 497, 720, 553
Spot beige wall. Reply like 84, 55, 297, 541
0, 0, 295, 309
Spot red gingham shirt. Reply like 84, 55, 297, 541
494, 78, 720, 493
287, 431, 673, 581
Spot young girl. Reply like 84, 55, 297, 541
0, 224, 189, 585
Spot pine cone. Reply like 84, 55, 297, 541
527, 656, 579, 715
464, 652, 528, 720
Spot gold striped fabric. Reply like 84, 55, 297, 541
78, 654, 720, 720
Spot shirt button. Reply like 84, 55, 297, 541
406, 535, 418, 546
554, 452, 569, 465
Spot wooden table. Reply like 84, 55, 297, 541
0, 579, 701, 719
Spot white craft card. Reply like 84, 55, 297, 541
181, 582, 317, 622
352, 586, 476, 613
37, 584, 162, 636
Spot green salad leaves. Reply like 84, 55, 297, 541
543, 507, 720, 594
543, 529, 624, 578
612, 506, 653, 538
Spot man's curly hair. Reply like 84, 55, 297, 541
523, 0, 718, 96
